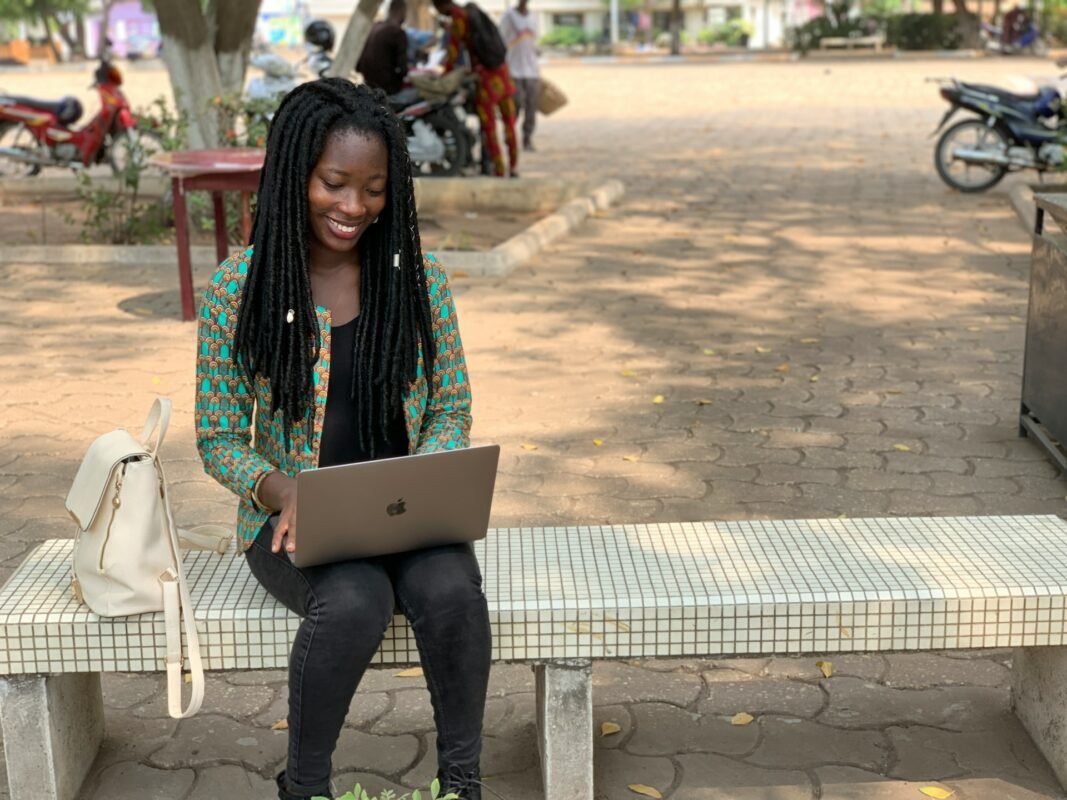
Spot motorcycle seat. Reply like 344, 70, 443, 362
0, 94, 83, 124
387, 88, 422, 110
960, 82, 1039, 104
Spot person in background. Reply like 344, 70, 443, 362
357, 0, 409, 95
433, 0, 519, 177
499, 0, 539, 151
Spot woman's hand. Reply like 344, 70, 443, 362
259, 472, 298, 554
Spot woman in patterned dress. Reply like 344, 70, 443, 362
194, 79, 490, 800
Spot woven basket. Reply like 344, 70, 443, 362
537, 77, 568, 116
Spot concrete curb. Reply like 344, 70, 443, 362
436, 179, 626, 277
0, 179, 626, 278
1011, 184, 1037, 234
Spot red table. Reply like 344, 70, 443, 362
151, 148, 265, 321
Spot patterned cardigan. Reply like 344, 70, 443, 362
195, 247, 472, 549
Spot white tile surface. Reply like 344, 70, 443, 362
2, 515, 1067, 673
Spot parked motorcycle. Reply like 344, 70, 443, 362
980, 19, 1048, 55
931, 76, 1066, 192
391, 70, 477, 176
0, 58, 160, 179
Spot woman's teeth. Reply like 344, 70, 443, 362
329, 219, 357, 233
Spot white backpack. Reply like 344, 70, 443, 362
65, 397, 204, 718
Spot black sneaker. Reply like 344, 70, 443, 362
523, 138, 535, 152
437, 764, 483, 800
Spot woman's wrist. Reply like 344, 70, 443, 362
255, 471, 296, 513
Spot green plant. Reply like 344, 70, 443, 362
884, 12, 963, 49
698, 19, 753, 46
314, 778, 459, 800
540, 25, 589, 48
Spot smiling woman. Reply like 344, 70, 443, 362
193, 80, 489, 800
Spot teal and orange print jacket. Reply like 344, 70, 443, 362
195, 247, 472, 549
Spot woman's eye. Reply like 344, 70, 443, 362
321, 179, 342, 190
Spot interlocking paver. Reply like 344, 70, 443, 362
1, 55, 1066, 798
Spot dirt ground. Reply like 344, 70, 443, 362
0, 189, 542, 250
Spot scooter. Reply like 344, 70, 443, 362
0, 58, 159, 178
390, 70, 476, 176
930, 74, 1067, 192
980, 20, 1048, 55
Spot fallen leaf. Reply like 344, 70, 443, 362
151, 376, 161, 385
702, 348, 715, 356
837, 513, 849, 519
395, 666, 424, 678
271, 719, 289, 731
621, 369, 637, 377
966, 325, 981, 332
184, 673, 192, 684
652, 395, 665, 404
840, 626, 852, 638
809, 375, 819, 383
816, 660, 833, 678
694, 399, 713, 406
755, 346, 771, 354
451, 270, 470, 278
129, 306, 153, 316
601, 721, 622, 736
731, 712, 754, 725
520, 443, 539, 451
919, 788, 954, 799
799, 337, 820, 344
628, 785, 663, 799
622, 455, 641, 462
592, 438, 604, 447
775, 362, 791, 373
893, 443, 912, 452
1009, 315, 1023, 322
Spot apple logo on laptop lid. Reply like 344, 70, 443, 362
386, 498, 407, 517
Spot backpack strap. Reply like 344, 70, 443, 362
141, 397, 172, 458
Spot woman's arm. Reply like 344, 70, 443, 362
194, 273, 277, 503
416, 257, 472, 453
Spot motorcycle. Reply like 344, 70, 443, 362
0, 58, 160, 179
391, 70, 477, 176
980, 19, 1048, 55
931, 75, 1067, 192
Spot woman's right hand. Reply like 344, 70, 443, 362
259, 472, 299, 554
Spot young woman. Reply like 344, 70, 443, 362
194, 79, 490, 800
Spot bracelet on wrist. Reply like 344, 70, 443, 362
251, 471, 276, 513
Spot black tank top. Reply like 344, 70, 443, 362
318, 317, 409, 468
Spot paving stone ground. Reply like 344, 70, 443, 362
1, 57, 1066, 799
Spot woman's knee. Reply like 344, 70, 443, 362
306, 564, 394, 635
397, 549, 485, 619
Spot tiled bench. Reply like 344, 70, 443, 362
4, 515, 1067, 799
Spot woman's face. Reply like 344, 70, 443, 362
307, 129, 389, 257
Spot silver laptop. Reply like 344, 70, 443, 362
286, 444, 500, 568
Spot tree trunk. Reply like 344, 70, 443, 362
952, 0, 980, 47
155, 0, 262, 148
155, 0, 225, 149
38, 11, 63, 63
669, 0, 682, 54
99, 0, 115, 57
328, 0, 386, 79
933, 0, 944, 14
48, 13, 78, 56
208, 0, 262, 96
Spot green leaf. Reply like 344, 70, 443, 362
412, 791, 422, 800
430, 778, 441, 800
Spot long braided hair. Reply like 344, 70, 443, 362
233, 78, 435, 453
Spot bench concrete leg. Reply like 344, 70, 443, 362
0, 673, 104, 800
534, 660, 593, 800
1012, 646, 1067, 787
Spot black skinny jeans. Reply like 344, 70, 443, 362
244, 522, 492, 799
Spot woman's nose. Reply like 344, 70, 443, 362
337, 190, 369, 219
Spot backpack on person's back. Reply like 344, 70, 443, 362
464, 2, 507, 69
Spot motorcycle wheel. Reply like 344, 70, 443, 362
0, 122, 42, 178
412, 109, 470, 177
934, 119, 1009, 193
109, 129, 165, 177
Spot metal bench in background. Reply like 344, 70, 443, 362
3, 515, 1067, 799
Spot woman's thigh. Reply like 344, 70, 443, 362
244, 521, 394, 620
388, 543, 485, 618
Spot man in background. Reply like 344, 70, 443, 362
499, 0, 539, 151
358, 0, 409, 95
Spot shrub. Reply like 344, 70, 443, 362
539, 25, 589, 48
788, 15, 874, 53
698, 19, 753, 46
884, 12, 963, 49
653, 29, 690, 48
1044, 6, 1067, 44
